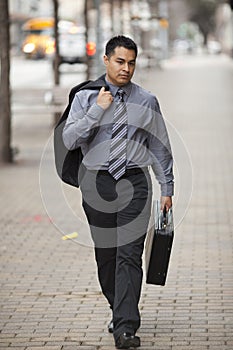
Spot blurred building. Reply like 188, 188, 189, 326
10, 0, 53, 18
148, 0, 189, 40
9, 0, 188, 56
12, 0, 222, 58
59, 0, 84, 23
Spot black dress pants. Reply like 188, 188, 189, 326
80, 167, 152, 340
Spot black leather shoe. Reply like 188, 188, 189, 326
108, 319, 114, 333
115, 333, 140, 349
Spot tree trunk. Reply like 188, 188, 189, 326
53, 0, 60, 85
84, 0, 91, 80
0, 0, 12, 163
53, 0, 61, 124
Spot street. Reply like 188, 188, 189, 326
11, 56, 87, 88
1, 53, 233, 349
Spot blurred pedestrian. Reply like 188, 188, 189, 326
63, 35, 174, 349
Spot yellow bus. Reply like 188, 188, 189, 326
22, 17, 55, 59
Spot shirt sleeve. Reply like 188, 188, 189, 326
62, 90, 105, 150
148, 96, 174, 197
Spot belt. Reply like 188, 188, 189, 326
94, 167, 148, 177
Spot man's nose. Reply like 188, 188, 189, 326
123, 63, 130, 71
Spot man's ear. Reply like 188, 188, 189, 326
103, 55, 109, 66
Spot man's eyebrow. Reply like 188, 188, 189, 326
116, 57, 136, 62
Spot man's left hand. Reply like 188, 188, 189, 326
160, 196, 172, 212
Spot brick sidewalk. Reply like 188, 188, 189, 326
0, 55, 233, 349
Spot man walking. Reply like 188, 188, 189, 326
63, 35, 174, 349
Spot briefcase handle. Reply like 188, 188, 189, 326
158, 207, 167, 229
161, 207, 167, 228
159, 206, 173, 230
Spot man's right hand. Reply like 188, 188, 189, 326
97, 87, 113, 110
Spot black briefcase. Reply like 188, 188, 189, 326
145, 200, 174, 286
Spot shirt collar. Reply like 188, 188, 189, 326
104, 76, 132, 99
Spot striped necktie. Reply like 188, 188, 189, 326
108, 88, 128, 180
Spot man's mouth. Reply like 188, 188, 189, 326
119, 75, 129, 79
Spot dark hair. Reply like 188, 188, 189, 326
105, 35, 138, 58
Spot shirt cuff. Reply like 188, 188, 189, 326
161, 183, 174, 197
87, 103, 105, 119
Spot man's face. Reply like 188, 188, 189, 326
104, 46, 136, 87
